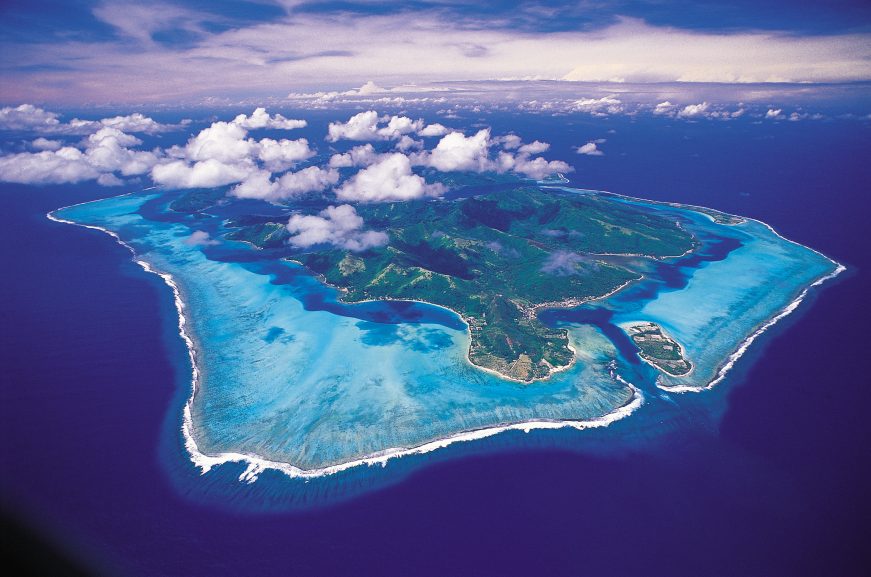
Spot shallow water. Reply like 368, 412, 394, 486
54, 185, 837, 473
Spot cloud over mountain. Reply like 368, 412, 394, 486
287, 204, 388, 251
336, 153, 445, 202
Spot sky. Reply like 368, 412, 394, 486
1, 0, 871, 105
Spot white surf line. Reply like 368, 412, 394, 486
53, 186, 845, 476
657, 262, 846, 394
185, 383, 644, 484
49, 193, 647, 484
542, 185, 847, 394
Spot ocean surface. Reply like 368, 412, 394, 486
1, 112, 869, 576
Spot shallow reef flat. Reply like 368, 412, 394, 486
52, 184, 840, 476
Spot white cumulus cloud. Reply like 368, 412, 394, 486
677, 102, 710, 118
287, 204, 388, 251
418, 123, 450, 137
425, 129, 492, 172
572, 97, 624, 116
327, 110, 425, 142
326, 110, 383, 142
231, 166, 339, 201
518, 140, 550, 155
336, 153, 445, 202
256, 137, 315, 172
152, 158, 253, 188
0, 125, 160, 185
32, 137, 62, 151
0, 148, 101, 185
576, 142, 604, 156
506, 154, 572, 179
653, 101, 677, 116
0, 104, 178, 134
329, 143, 381, 168
233, 107, 307, 130
0, 104, 62, 131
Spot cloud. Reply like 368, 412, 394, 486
412, 127, 571, 179
83, 127, 159, 175
152, 158, 252, 188
572, 97, 624, 116
0, 148, 101, 185
541, 251, 588, 275
328, 143, 380, 168
32, 137, 62, 151
97, 173, 124, 186
326, 111, 381, 142
496, 134, 522, 149
232, 107, 307, 130
98, 112, 178, 134
485, 240, 520, 258
182, 120, 254, 163
355, 81, 386, 95
287, 204, 388, 251
326, 110, 426, 142
576, 142, 603, 156
277, 166, 339, 197
653, 101, 676, 115
395, 135, 423, 152
0, 125, 160, 185
378, 115, 424, 139
336, 153, 445, 202
184, 230, 219, 246
0, 104, 61, 131
6, 12, 871, 105
502, 153, 572, 179
149, 108, 313, 189
1, 107, 578, 191
677, 102, 710, 118
418, 123, 449, 137
230, 166, 339, 201
425, 129, 492, 172
518, 140, 550, 154
256, 137, 315, 172
0, 104, 177, 134
765, 108, 785, 119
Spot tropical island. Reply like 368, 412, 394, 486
224, 187, 696, 381
626, 321, 693, 376
52, 178, 842, 474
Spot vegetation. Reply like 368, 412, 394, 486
627, 322, 693, 376
169, 188, 227, 213
227, 186, 697, 381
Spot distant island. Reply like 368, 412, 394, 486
226, 187, 695, 381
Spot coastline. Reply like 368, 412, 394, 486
622, 321, 695, 379
547, 185, 847, 394
284, 261, 641, 384
657, 262, 846, 393
46, 183, 846, 481
47, 197, 645, 482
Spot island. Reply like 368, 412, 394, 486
51, 180, 842, 476
225, 187, 695, 381
626, 321, 693, 376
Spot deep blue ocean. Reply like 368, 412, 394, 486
1, 111, 869, 576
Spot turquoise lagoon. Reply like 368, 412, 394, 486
51, 187, 840, 479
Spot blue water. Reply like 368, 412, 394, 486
1, 113, 869, 576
